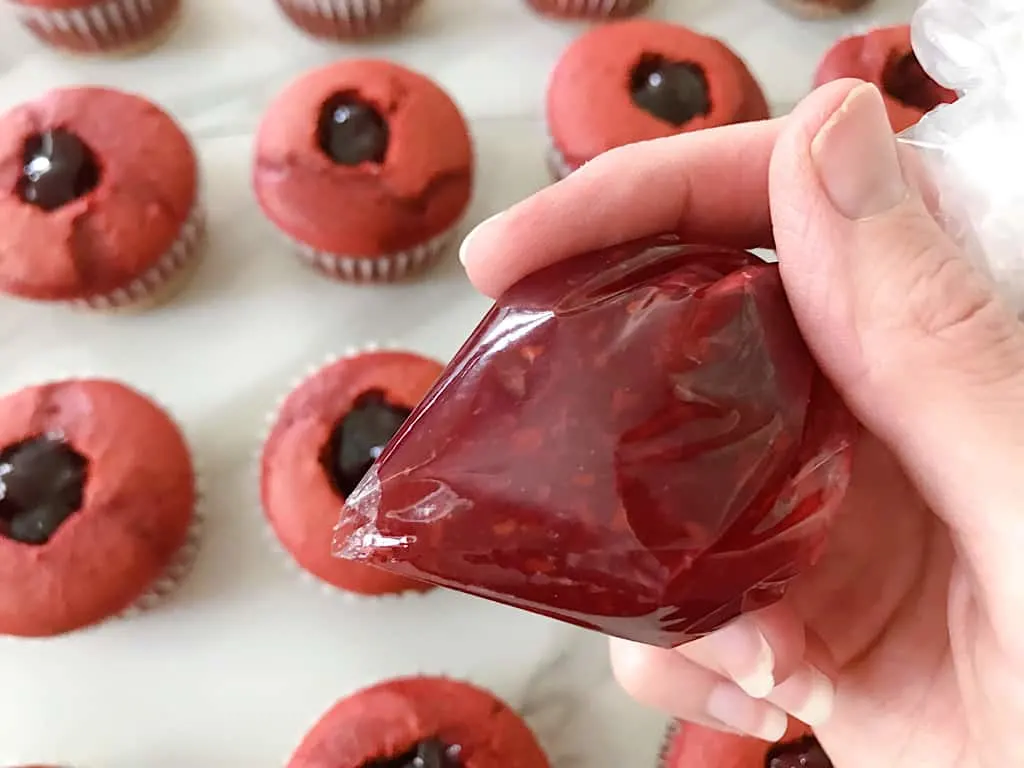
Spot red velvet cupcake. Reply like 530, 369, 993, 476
660, 721, 832, 767
273, 0, 423, 40
254, 60, 473, 283
9, 0, 181, 54
545, 20, 770, 179
287, 677, 550, 768
524, 0, 651, 20
770, 0, 872, 19
0, 87, 204, 311
261, 349, 443, 597
0, 378, 200, 638
814, 25, 958, 132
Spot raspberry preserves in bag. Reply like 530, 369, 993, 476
334, 236, 855, 647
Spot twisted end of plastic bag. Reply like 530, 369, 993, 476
904, 0, 1024, 312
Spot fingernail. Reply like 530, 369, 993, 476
458, 212, 503, 266
695, 620, 775, 698
811, 83, 907, 220
768, 665, 836, 727
705, 683, 789, 742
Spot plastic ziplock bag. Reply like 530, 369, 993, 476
334, 0, 1022, 648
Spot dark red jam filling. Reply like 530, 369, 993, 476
318, 92, 390, 165
882, 50, 957, 112
630, 53, 711, 126
364, 739, 462, 768
766, 735, 833, 768
321, 389, 412, 499
0, 435, 88, 545
17, 129, 101, 211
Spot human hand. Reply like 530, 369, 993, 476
459, 79, 1024, 767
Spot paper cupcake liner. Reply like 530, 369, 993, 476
527, 0, 652, 18
13, 0, 181, 54
768, 0, 873, 18
257, 344, 439, 605
657, 721, 680, 767
71, 198, 205, 312
546, 139, 577, 182
292, 224, 456, 283
115, 389, 202, 619
275, 0, 422, 40
119, 478, 204, 617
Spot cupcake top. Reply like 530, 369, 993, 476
0, 87, 198, 302
546, 20, 769, 169
254, 60, 474, 259
0, 379, 195, 637
814, 25, 958, 132
661, 721, 831, 767
286, 677, 550, 768
261, 350, 443, 595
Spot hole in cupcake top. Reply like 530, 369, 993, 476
765, 735, 833, 768
882, 51, 951, 112
320, 389, 412, 499
17, 129, 101, 212
629, 54, 711, 127
0, 434, 88, 546
363, 739, 463, 768
317, 92, 390, 166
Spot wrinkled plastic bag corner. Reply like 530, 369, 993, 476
901, 0, 1024, 312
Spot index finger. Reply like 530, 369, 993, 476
460, 78, 864, 298
461, 117, 780, 298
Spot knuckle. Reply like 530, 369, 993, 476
861, 218, 1024, 389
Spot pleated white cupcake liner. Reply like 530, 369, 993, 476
276, 0, 422, 39
13, 0, 179, 51
528, 0, 652, 18
290, 223, 456, 283
71, 198, 206, 311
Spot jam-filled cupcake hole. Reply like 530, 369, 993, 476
320, 389, 412, 499
882, 50, 953, 113
17, 129, 102, 212
629, 53, 711, 127
364, 738, 463, 768
764, 734, 833, 768
317, 92, 390, 166
0, 434, 89, 546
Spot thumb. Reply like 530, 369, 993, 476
771, 80, 1024, 650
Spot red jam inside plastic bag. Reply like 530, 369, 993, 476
336, 236, 855, 647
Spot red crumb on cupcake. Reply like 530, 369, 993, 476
254, 59, 473, 283
661, 720, 831, 768
0, 379, 196, 638
814, 25, 958, 132
10, 0, 181, 54
0, 87, 202, 309
546, 20, 769, 177
287, 677, 550, 768
261, 351, 443, 596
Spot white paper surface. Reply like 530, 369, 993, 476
0, 1, 919, 765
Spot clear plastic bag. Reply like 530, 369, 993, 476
335, 238, 856, 648
900, 0, 1024, 312
334, 0, 1023, 647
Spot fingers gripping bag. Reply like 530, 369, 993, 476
333, 0, 1020, 648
